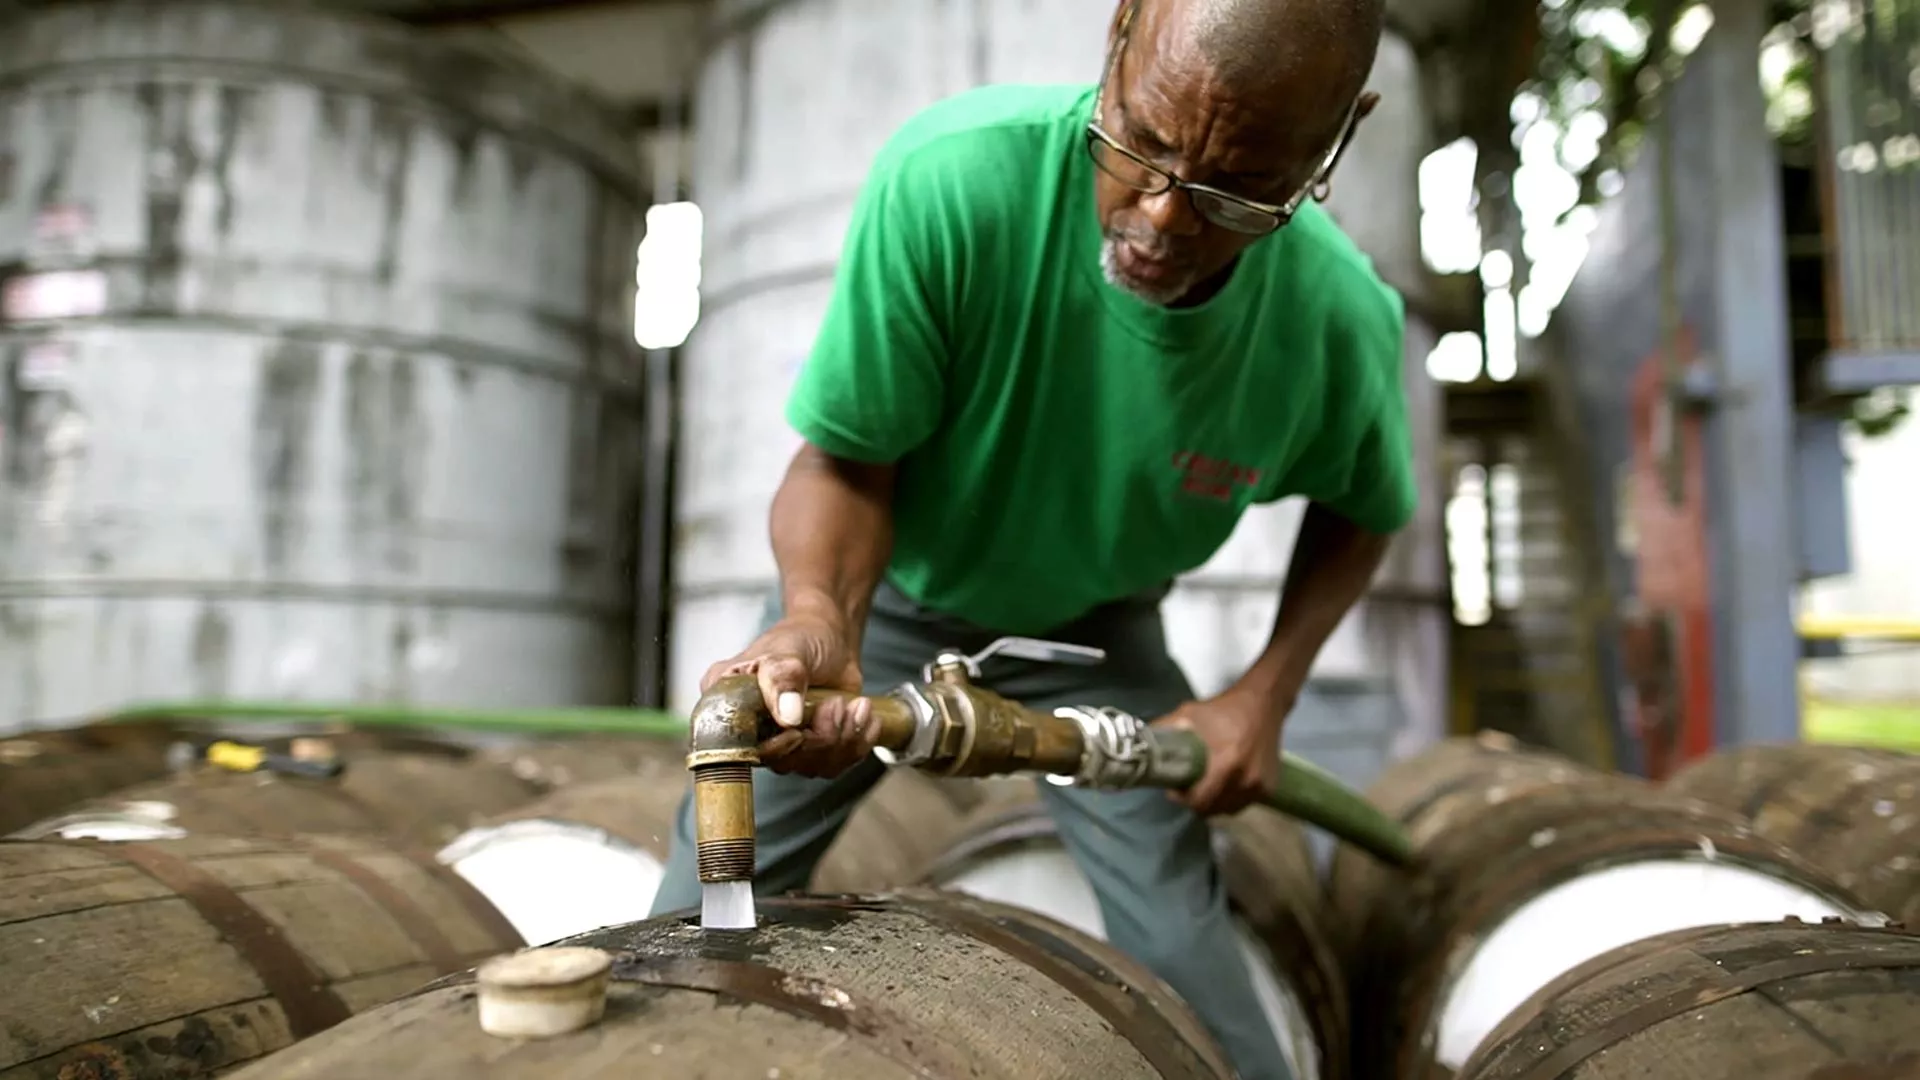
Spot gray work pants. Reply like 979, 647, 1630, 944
648, 581, 1291, 1080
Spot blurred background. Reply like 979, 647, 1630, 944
0, 0, 1915, 788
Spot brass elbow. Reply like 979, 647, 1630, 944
686, 674, 768, 768
685, 674, 769, 885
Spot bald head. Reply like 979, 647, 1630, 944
1150, 0, 1384, 117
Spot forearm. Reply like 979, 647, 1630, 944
1235, 501, 1395, 718
770, 443, 898, 649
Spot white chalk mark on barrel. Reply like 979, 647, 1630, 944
1434, 857, 1867, 1070
441, 820, 669, 946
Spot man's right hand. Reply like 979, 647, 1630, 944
698, 614, 881, 778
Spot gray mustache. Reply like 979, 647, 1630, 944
1107, 229, 1178, 261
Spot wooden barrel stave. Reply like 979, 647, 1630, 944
1663, 743, 1902, 819
15, 753, 542, 849
1325, 732, 1625, 963
1733, 753, 1920, 850
1353, 731, 1613, 820
1829, 815, 1920, 926
810, 767, 977, 893
234, 977, 919, 1078
438, 759, 977, 945
1459, 920, 1920, 1079
0, 724, 179, 836
1783, 762, 1920, 920
0, 834, 522, 1080
222, 890, 1237, 1080
917, 779, 1346, 1080
1667, 744, 1920, 924
1327, 735, 1880, 1079
476, 736, 691, 793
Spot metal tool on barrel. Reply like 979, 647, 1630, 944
685, 635, 1416, 929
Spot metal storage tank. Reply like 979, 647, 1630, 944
0, 0, 647, 731
671, 0, 1446, 786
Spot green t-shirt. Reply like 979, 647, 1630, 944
785, 82, 1416, 635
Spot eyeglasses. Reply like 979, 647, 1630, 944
1086, 2, 1362, 236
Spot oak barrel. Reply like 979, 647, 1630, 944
0, 833, 523, 1080
224, 890, 1238, 1079
1458, 919, 1920, 1079
14, 750, 541, 848
0, 723, 178, 835
436, 753, 688, 947
919, 780, 1347, 1080
1322, 731, 1617, 959
438, 762, 976, 945
1667, 742, 1920, 924
1326, 733, 1879, 1079
810, 767, 979, 893
477, 736, 693, 793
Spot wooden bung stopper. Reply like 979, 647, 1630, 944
476, 947, 614, 1039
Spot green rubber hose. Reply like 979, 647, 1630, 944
1152, 727, 1415, 867
97, 700, 689, 739
1262, 751, 1414, 866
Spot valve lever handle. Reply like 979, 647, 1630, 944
970, 636, 1107, 668
923, 636, 1108, 685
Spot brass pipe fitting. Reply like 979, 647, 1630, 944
685, 634, 1416, 886
685, 675, 765, 884
685, 675, 924, 884
684, 638, 1124, 889
908, 682, 1084, 777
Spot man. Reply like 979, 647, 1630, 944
650, 0, 1412, 1075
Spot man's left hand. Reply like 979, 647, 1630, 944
1152, 685, 1290, 817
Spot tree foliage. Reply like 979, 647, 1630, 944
1520, 0, 1907, 437
1523, 0, 1820, 199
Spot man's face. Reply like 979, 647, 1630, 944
1090, 3, 1367, 306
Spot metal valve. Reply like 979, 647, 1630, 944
871, 637, 1106, 772
912, 637, 1195, 792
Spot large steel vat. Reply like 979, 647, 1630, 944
0, 0, 648, 729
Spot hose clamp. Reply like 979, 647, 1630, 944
1051, 705, 1156, 788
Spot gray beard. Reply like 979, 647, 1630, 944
1099, 235, 1194, 307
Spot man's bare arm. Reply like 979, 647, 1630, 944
771, 443, 898, 652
